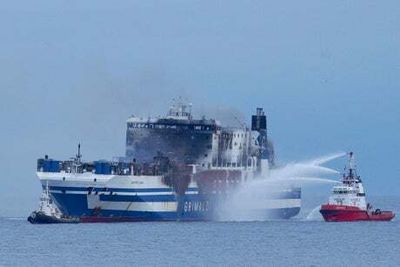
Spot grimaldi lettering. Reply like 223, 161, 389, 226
184, 201, 209, 212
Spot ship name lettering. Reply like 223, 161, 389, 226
184, 201, 209, 212
130, 181, 144, 184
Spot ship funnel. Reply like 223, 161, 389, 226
252, 108, 270, 175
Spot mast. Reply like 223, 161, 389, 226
72, 143, 82, 173
348, 152, 355, 179
343, 151, 360, 185
76, 143, 82, 164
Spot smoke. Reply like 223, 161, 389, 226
193, 105, 247, 128
216, 152, 345, 221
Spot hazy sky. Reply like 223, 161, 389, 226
1, 1, 399, 216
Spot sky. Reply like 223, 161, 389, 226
0, 1, 399, 216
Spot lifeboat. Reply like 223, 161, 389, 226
320, 152, 395, 222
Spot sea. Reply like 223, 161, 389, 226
0, 196, 399, 267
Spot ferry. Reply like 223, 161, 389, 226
34, 100, 301, 222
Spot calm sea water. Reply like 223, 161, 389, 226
1, 197, 399, 267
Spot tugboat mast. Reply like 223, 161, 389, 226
343, 152, 360, 185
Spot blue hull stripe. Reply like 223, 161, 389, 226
99, 194, 177, 202
98, 194, 300, 203
48, 186, 195, 193
49, 186, 301, 199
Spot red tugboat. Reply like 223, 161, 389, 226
320, 152, 395, 222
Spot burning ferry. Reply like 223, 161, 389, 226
35, 101, 301, 222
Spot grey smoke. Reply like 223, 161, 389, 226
193, 105, 247, 128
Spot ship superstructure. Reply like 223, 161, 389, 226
35, 100, 301, 222
126, 102, 274, 169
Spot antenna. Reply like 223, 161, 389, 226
76, 143, 82, 164
348, 151, 355, 178
343, 151, 359, 184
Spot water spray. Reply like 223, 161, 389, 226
217, 152, 346, 222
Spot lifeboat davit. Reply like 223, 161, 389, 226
320, 152, 395, 222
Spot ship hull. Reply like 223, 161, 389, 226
50, 189, 301, 222
27, 211, 79, 224
320, 204, 395, 222
38, 173, 301, 222
78, 207, 301, 223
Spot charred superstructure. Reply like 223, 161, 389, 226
126, 102, 218, 165
35, 100, 300, 222
126, 101, 274, 171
